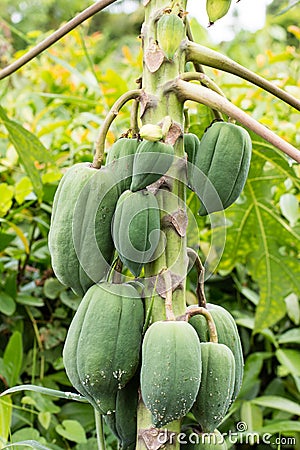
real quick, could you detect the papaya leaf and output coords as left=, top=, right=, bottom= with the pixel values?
left=215, top=141, right=300, bottom=331
left=0, top=396, right=12, bottom=446
left=0, top=106, right=53, bottom=201
left=3, top=331, right=23, bottom=387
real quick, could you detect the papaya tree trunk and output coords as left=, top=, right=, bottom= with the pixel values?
left=136, top=0, right=188, bottom=448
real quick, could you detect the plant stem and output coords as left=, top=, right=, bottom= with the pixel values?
left=0, top=0, right=118, bottom=80
left=186, top=306, right=218, bottom=343
left=186, top=41, right=300, bottom=112
left=95, top=410, right=106, bottom=450
left=92, top=89, right=142, bottom=168
left=167, top=78, right=300, bottom=163
left=187, top=248, right=206, bottom=308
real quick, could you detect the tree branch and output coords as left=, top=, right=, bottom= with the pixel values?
left=186, top=41, right=300, bottom=112
left=92, top=89, right=142, bottom=168
left=0, top=0, right=118, bottom=80
left=166, top=78, right=300, bottom=163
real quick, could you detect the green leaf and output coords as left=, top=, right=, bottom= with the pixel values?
left=16, top=293, right=44, bottom=307
left=251, top=395, right=300, bottom=416
left=276, top=349, right=300, bottom=376
left=43, top=278, right=65, bottom=300
left=278, top=328, right=300, bottom=345
left=215, top=142, right=300, bottom=331
left=55, top=420, right=87, bottom=444
left=15, top=177, right=33, bottom=204
left=0, top=106, right=53, bottom=201
left=3, top=331, right=23, bottom=387
left=238, top=352, right=272, bottom=398
left=0, top=184, right=14, bottom=217
left=257, top=421, right=300, bottom=433
left=284, top=293, right=300, bottom=325
left=38, top=412, right=51, bottom=430
left=0, top=396, right=12, bottom=445
left=0, top=232, right=15, bottom=251
left=0, top=291, right=16, bottom=316
left=280, top=193, right=299, bottom=227
left=240, top=401, right=263, bottom=432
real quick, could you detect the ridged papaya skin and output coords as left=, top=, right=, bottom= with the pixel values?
left=157, top=13, right=185, bottom=60
left=130, top=140, right=174, bottom=192
left=190, top=122, right=252, bottom=215
left=181, top=429, right=227, bottom=449
left=48, top=163, right=119, bottom=297
left=188, top=303, right=244, bottom=402
left=112, top=190, right=160, bottom=277
left=141, top=321, right=202, bottom=428
left=191, top=342, right=235, bottom=432
left=106, top=138, right=139, bottom=192
left=104, top=373, right=139, bottom=450
left=62, top=282, right=144, bottom=414
left=184, top=133, right=200, bottom=184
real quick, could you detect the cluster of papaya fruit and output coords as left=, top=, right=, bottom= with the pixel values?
left=48, top=119, right=250, bottom=448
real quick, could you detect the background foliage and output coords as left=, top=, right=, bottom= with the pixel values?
left=0, top=1, right=299, bottom=449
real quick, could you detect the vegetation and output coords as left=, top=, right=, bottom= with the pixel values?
left=0, top=1, right=299, bottom=449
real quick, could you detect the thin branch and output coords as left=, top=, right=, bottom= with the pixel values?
left=92, top=89, right=142, bottom=168
left=180, top=72, right=226, bottom=98
left=0, top=0, right=118, bottom=80
left=166, top=78, right=300, bottom=163
left=186, top=41, right=300, bottom=112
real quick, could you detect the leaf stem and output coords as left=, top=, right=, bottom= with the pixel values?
left=0, top=0, right=118, bottom=80
left=167, top=78, right=300, bottom=163
left=186, top=41, right=300, bottom=112
left=92, top=89, right=142, bottom=168
left=95, top=410, right=106, bottom=450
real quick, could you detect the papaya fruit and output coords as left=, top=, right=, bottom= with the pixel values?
left=106, top=138, right=139, bottom=192
left=189, top=303, right=244, bottom=402
left=191, top=342, right=235, bottom=432
left=141, top=320, right=202, bottom=428
left=104, top=373, right=139, bottom=450
left=181, top=429, right=227, bottom=449
left=112, top=189, right=161, bottom=277
left=206, top=0, right=232, bottom=25
left=184, top=133, right=200, bottom=184
left=157, top=13, right=185, bottom=60
left=130, top=140, right=174, bottom=191
left=48, top=163, right=119, bottom=297
left=62, top=282, right=144, bottom=414
left=190, top=121, right=252, bottom=215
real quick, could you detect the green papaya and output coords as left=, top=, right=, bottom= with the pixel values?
left=63, top=282, right=144, bottom=414
left=106, top=138, right=139, bottom=192
left=112, top=189, right=161, bottom=277
left=130, top=140, right=174, bottom=191
left=184, top=133, right=200, bottom=184
left=141, top=320, right=202, bottom=428
left=190, top=121, right=252, bottom=215
left=206, top=0, right=232, bottom=25
left=104, top=373, right=139, bottom=450
left=191, top=342, right=235, bottom=432
left=157, top=13, right=185, bottom=60
left=48, top=163, right=119, bottom=297
left=189, top=303, right=244, bottom=402
left=181, top=429, right=227, bottom=449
